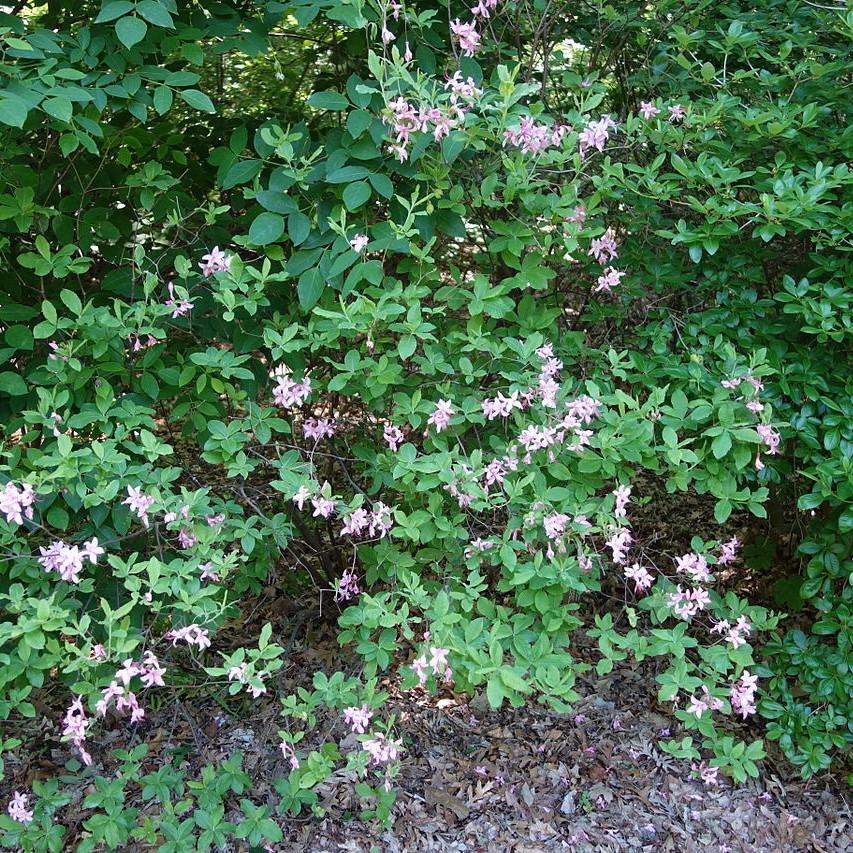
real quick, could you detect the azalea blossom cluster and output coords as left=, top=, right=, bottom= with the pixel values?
left=123, top=486, right=155, bottom=526
left=227, top=662, right=267, bottom=698
left=383, top=423, right=405, bottom=450
left=273, top=374, right=312, bottom=408
left=199, top=246, right=231, bottom=277
left=431, top=345, right=603, bottom=514
left=638, top=101, right=687, bottom=122
left=362, top=731, right=403, bottom=766
left=340, top=502, right=394, bottom=539
left=335, top=567, right=360, bottom=602
left=411, top=645, right=452, bottom=686
left=711, top=613, right=753, bottom=650
left=0, top=480, right=35, bottom=526
left=503, top=116, right=571, bottom=155
left=89, top=650, right=167, bottom=749
left=578, top=114, right=617, bottom=157
left=128, top=333, right=158, bottom=352
left=7, top=791, right=32, bottom=824
left=62, top=695, right=92, bottom=765
left=586, top=221, right=624, bottom=296
left=343, top=704, right=373, bottom=734
left=303, top=417, right=336, bottom=441
left=166, top=624, right=212, bottom=650
left=730, top=670, right=758, bottom=718
left=164, top=282, right=193, bottom=319
left=686, top=685, right=725, bottom=718
left=38, top=537, right=104, bottom=584
left=624, top=561, right=655, bottom=592
left=382, top=69, right=483, bottom=162
left=385, top=95, right=464, bottom=162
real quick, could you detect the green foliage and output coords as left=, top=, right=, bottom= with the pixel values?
left=0, top=0, right=851, bottom=845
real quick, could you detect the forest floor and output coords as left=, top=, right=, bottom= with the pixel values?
left=4, top=481, right=850, bottom=851
left=7, top=621, right=850, bottom=852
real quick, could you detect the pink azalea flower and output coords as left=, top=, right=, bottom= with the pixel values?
left=199, top=246, right=231, bottom=276
left=639, top=101, right=660, bottom=120
left=383, top=424, right=404, bottom=451
left=450, top=19, right=480, bottom=56
left=7, top=791, right=33, bottom=824
left=291, top=485, right=312, bottom=511
left=343, top=704, right=373, bottom=734
left=123, top=486, right=155, bottom=527
left=427, top=399, right=454, bottom=433
left=350, top=233, right=369, bottom=252
left=613, top=483, right=632, bottom=518
left=0, top=481, right=36, bottom=526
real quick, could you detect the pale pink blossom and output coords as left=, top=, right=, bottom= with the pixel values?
left=757, top=423, right=781, bottom=455
left=717, top=536, right=740, bottom=566
left=363, top=732, right=402, bottom=765
left=303, top=417, right=336, bottom=441
left=624, top=562, right=654, bottom=592
left=427, top=399, right=454, bottom=433
left=675, top=552, right=713, bottom=584
left=123, top=486, right=155, bottom=527
left=273, top=375, right=312, bottom=408
left=343, top=705, right=373, bottom=734
left=164, top=282, right=194, bottom=318
left=730, top=670, right=758, bottom=718
left=62, top=696, right=92, bottom=766
left=350, top=234, right=369, bottom=252
left=292, top=485, right=312, bottom=511
left=311, top=495, right=336, bottom=518
left=450, top=19, right=480, bottom=56
left=7, top=791, right=33, bottom=824
left=639, top=101, right=660, bottom=120
left=588, top=228, right=619, bottom=264
left=383, top=424, right=404, bottom=451
left=199, top=246, right=231, bottom=276
left=1, top=481, right=36, bottom=526
left=166, top=624, right=211, bottom=651
left=593, top=266, right=625, bottom=293
left=668, top=104, right=686, bottom=122
left=335, top=568, right=360, bottom=602
left=613, top=484, right=632, bottom=518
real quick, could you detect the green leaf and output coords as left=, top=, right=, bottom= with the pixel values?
left=486, top=677, right=504, bottom=709
left=153, top=85, right=173, bottom=115
left=714, top=499, right=732, bottom=524
left=287, top=211, right=310, bottom=245
left=297, top=268, right=324, bottom=311
left=0, top=372, right=28, bottom=396
left=326, top=165, right=371, bottom=183
left=248, top=213, right=284, bottom=246
left=5, top=326, right=34, bottom=350
left=136, top=0, right=175, bottom=28
left=0, top=95, right=29, bottom=128
left=369, top=172, right=394, bottom=198
left=179, top=89, right=216, bottom=114
left=222, top=159, right=262, bottom=189
left=115, top=15, right=148, bottom=48
left=711, top=431, right=732, bottom=459
left=342, top=180, right=371, bottom=210
left=397, top=335, right=416, bottom=360
left=307, top=91, right=349, bottom=111
left=346, top=109, right=372, bottom=138
left=42, top=97, right=73, bottom=122
left=95, top=1, right=134, bottom=23
left=499, top=669, right=531, bottom=694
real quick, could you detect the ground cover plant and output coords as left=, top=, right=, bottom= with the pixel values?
left=0, top=0, right=850, bottom=849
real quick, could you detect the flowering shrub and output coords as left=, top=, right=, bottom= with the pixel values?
left=0, top=0, right=851, bottom=846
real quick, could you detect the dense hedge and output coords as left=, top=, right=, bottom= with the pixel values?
left=0, top=0, right=850, bottom=846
